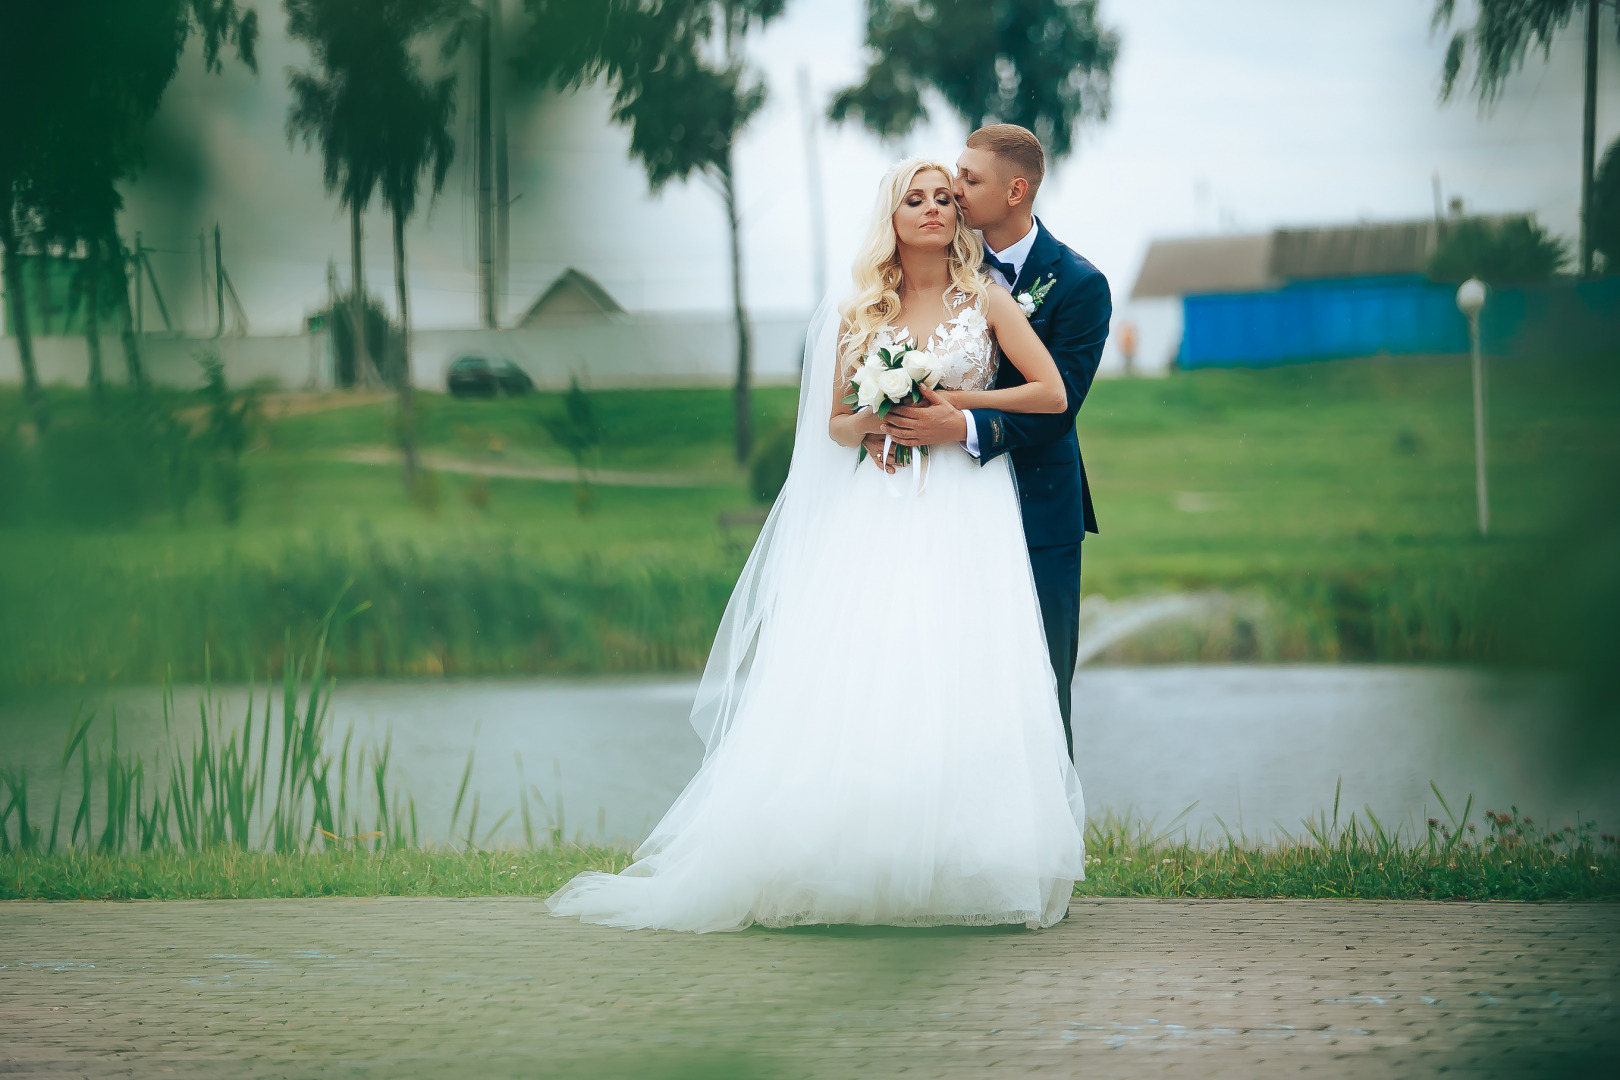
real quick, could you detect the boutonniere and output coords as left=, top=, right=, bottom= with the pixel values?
left=1016, top=274, right=1056, bottom=317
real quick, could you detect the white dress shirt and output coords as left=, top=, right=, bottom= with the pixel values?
left=963, top=219, right=1039, bottom=457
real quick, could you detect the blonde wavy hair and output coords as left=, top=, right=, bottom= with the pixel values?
left=838, top=157, right=989, bottom=372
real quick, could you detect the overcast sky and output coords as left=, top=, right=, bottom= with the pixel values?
left=121, top=0, right=1618, bottom=333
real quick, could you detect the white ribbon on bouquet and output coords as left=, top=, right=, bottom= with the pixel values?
left=879, top=432, right=929, bottom=498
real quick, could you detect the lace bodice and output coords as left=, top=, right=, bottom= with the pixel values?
left=873, top=289, right=997, bottom=391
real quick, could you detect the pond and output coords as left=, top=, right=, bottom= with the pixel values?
left=1, top=666, right=1610, bottom=847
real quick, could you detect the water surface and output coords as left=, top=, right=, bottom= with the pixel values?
left=2, top=666, right=1609, bottom=845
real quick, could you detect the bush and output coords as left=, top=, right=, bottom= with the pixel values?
left=1427, top=216, right=1568, bottom=285
left=749, top=424, right=795, bottom=504
left=1593, top=135, right=1620, bottom=273
left=199, top=352, right=254, bottom=524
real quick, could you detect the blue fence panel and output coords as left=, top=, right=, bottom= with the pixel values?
left=1182, top=277, right=1620, bottom=368
left=1182, top=280, right=1473, bottom=368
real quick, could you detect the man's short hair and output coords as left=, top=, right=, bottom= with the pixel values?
left=966, top=124, right=1046, bottom=201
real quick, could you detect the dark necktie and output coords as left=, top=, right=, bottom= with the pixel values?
left=983, top=250, right=1017, bottom=284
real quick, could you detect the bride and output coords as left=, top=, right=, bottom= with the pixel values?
left=547, top=158, right=1086, bottom=932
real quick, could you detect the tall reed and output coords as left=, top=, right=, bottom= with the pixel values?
left=0, top=599, right=424, bottom=856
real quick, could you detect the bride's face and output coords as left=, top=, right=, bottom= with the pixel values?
left=891, top=169, right=957, bottom=252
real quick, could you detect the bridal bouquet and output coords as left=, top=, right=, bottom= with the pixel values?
left=843, top=345, right=943, bottom=466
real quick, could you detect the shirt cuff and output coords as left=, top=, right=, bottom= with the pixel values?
left=961, top=409, right=980, bottom=458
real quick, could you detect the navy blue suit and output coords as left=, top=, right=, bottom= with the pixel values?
left=971, top=219, right=1111, bottom=756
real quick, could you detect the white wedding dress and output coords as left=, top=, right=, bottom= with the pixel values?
left=547, top=290, right=1086, bottom=932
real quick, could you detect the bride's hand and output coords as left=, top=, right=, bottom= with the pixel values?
left=861, top=432, right=897, bottom=473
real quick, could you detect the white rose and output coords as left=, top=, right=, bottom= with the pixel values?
left=900, top=349, right=937, bottom=388
left=876, top=366, right=913, bottom=402
left=856, top=377, right=883, bottom=410
left=851, top=357, right=881, bottom=389
left=848, top=358, right=884, bottom=410
left=1017, top=293, right=1036, bottom=316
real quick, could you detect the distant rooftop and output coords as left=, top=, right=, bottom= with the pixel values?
left=1130, top=234, right=1274, bottom=299
left=517, top=268, right=625, bottom=327
left=1131, top=216, right=1529, bottom=299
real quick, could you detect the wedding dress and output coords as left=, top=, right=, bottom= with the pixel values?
left=547, top=289, right=1086, bottom=932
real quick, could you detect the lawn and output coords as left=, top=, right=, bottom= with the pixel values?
left=0, top=349, right=1613, bottom=685
left=5, top=811, right=1616, bottom=903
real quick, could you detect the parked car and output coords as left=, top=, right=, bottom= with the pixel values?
left=446, top=355, right=534, bottom=397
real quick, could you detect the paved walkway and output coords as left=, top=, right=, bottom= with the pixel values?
left=2, top=898, right=1616, bottom=1078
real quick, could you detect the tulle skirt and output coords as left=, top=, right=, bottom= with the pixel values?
left=547, top=442, right=1085, bottom=932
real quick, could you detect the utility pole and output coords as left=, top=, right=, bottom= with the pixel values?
left=493, top=0, right=510, bottom=309
left=797, top=66, right=828, bottom=306
left=1456, top=278, right=1490, bottom=537
left=475, top=0, right=497, bottom=328
left=135, top=231, right=145, bottom=335
left=1580, top=0, right=1599, bottom=278
left=214, top=224, right=225, bottom=339
left=198, top=230, right=211, bottom=334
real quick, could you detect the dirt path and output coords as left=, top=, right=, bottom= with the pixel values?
left=335, top=446, right=719, bottom=488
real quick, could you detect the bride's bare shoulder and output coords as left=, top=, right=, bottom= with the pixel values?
left=982, top=283, right=1024, bottom=324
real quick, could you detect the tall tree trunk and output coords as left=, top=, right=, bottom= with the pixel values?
left=392, top=209, right=419, bottom=488
left=0, top=205, right=48, bottom=432
left=476, top=2, right=496, bottom=329
left=349, top=200, right=372, bottom=386
left=34, top=240, right=51, bottom=335
left=492, top=0, right=510, bottom=304
left=721, top=157, right=752, bottom=464
left=1580, top=0, right=1599, bottom=278
left=84, top=241, right=104, bottom=401
left=107, top=229, right=145, bottom=387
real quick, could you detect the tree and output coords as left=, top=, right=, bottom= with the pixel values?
left=377, top=4, right=458, bottom=488
left=1, top=1, right=258, bottom=430
left=520, top=0, right=784, bottom=464
left=830, top=0, right=1119, bottom=161
left=1592, top=135, right=1620, bottom=272
left=1433, top=0, right=1619, bottom=278
left=286, top=0, right=393, bottom=390
left=1427, top=216, right=1569, bottom=285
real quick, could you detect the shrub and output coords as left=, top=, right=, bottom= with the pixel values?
left=1427, top=216, right=1568, bottom=285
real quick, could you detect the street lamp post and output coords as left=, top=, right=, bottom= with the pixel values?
left=1456, top=278, right=1489, bottom=536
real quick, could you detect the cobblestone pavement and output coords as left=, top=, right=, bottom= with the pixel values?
left=2, top=898, right=1616, bottom=1078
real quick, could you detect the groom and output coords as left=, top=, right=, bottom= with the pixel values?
left=879, top=124, right=1111, bottom=760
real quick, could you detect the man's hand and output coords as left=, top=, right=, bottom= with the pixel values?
left=883, top=386, right=967, bottom=447
left=861, top=432, right=898, bottom=473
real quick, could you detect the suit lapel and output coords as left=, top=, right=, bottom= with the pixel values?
left=1012, top=218, right=1062, bottom=296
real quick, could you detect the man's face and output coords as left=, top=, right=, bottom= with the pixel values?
left=953, top=147, right=1010, bottom=232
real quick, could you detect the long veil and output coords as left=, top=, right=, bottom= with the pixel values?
left=687, top=296, right=847, bottom=757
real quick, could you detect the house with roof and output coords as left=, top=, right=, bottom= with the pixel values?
left=1130, top=218, right=1496, bottom=368
left=516, top=268, right=626, bottom=327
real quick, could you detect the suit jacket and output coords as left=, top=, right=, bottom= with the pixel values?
left=973, top=218, right=1111, bottom=547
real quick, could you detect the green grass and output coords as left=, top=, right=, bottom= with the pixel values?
left=0, top=846, right=634, bottom=900
left=4, top=810, right=1615, bottom=902
left=1, top=350, right=1615, bottom=686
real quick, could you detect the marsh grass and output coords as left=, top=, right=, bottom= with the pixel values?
left=1074, top=783, right=1620, bottom=901
left=0, top=599, right=443, bottom=859
left=0, top=539, right=740, bottom=687
left=4, top=785, right=1616, bottom=902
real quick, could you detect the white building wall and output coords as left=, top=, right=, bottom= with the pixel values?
left=0, top=312, right=812, bottom=393
left=1100, top=299, right=1183, bottom=378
